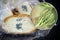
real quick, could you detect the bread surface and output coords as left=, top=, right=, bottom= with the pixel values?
left=2, top=14, right=36, bottom=34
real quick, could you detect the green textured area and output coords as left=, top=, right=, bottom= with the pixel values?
left=31, top=2, right=58, bottom=30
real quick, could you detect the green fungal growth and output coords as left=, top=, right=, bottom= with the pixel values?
left=31, top=2, right=58, bottom=30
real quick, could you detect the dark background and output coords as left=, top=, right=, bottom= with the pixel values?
left=33, top=0, right=60, bottom=40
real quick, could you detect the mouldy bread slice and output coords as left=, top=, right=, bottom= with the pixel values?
left=16, top=1, right=32, bottom=15
left=2, top=14, right=36, bottom=34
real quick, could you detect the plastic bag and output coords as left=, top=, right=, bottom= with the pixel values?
left=0, top=0, right=58, bottom=40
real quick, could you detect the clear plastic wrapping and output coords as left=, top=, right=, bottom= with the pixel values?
left=0, top=0, right=58, bottom=40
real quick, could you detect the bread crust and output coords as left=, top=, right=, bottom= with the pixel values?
left=4, top=14, right=30, bottom=23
